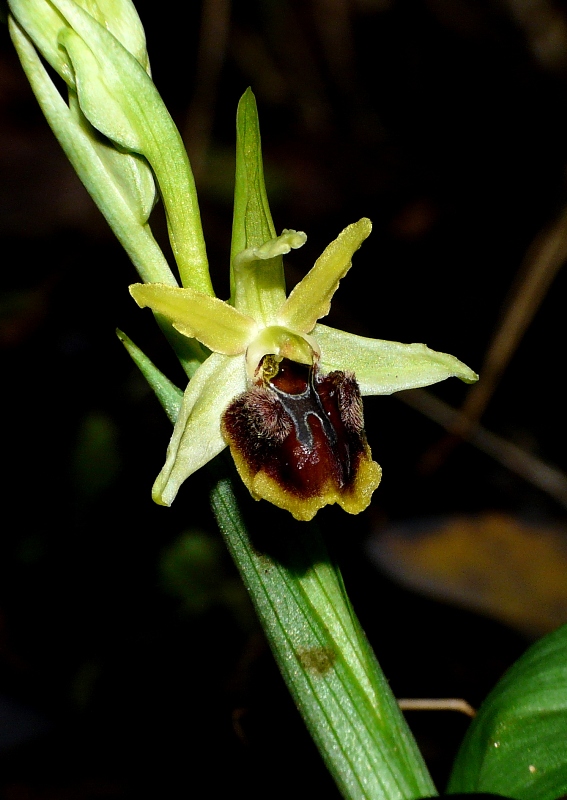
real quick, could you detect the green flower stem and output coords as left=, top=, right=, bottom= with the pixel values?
left=210, top=477, right=438, bottom=800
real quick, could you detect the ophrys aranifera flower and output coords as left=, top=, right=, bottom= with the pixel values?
left=130, top=91, right=477, bottom=521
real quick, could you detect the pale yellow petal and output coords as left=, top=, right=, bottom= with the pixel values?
left=153, top=352, right=247, bottom=506
left=278, top=218, right=372, bottom=333
left=130, top=283, right=257, bottom=355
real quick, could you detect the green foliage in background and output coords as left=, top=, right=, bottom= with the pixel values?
left=449, top=623, right=567, bottom=800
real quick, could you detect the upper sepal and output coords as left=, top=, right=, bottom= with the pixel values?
left=230, top=89, right=288, bottom=322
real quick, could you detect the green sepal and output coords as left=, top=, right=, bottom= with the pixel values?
left=314, top=323, right=478, bottom=395
left=230, top=88, right=286, bottom=322
left=448, top=623, right=567, bottom=800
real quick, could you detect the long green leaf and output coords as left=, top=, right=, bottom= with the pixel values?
left=448, top=623, right=567, bottom=800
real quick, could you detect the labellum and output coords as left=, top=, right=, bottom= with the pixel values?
left=222, top=356, right=382, bottom=521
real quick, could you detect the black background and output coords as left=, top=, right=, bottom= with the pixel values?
left=0, top=1, right=565, bottom=797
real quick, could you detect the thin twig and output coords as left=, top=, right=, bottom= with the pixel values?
left=462, top=203, right=567, bottom=428
left=421, top=204, right=567, bottom=472
left=401, top=388, right=567, bottom=511
left=398, top=698, right=476, bottom=718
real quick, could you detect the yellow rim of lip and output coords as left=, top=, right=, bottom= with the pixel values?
left=226, top=428, right=382, bottom=522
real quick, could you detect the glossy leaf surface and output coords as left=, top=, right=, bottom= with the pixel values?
left=448, top=624, right=567, bottom=800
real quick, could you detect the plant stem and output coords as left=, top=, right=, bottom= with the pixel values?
left=210, top=470, right=437, bottom=800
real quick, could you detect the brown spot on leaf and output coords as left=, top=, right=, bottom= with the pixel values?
left=297, top=646, right=336, bottom=676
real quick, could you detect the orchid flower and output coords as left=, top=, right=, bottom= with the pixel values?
left=6, top=0, right=476, bottom=520
left=130, top=91, right=477, bottom=522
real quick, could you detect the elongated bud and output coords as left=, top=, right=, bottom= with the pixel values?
left=8, top=0, right=150, bottom=87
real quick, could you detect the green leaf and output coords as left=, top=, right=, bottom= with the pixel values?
left=314, top=323, right=478, bottom=395
left=210, top=476, right=437, bottom=800
left=448, top=623, right=567, bottom=800
left=230, top=88, right=287, bottom=322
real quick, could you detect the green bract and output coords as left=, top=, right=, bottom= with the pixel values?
left=8, top=0, right=210, bottom=291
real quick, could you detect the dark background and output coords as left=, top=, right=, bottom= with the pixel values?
left=1, top=0, right=566, bottom=797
